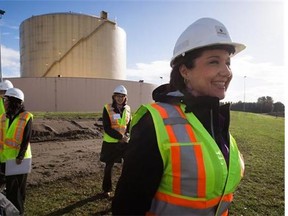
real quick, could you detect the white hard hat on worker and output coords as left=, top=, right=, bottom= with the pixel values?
left=0, top=80, right=13, bottom=91
left=113, top=85, right=128, bottom=96
left=170, top=17, right=246, bottom=67
left=4, top=88, right=24, bottom=102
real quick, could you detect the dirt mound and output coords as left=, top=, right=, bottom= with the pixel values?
left=28, top=118, right=105, bottom=186
left=31, top=118, right=104, bottom=142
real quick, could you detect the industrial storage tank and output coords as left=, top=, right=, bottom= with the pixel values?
left=19, top=11, right=126, bottom=79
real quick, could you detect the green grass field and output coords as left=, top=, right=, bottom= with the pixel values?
left=229, top=112, right=284, bottom=216
left=25, top=111, right=284, bottom=215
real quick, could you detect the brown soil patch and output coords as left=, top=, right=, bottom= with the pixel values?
left=28, top=118, right=104, bottom=186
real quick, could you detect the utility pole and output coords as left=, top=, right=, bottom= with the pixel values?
left=0, top=9, right=5, bottom=82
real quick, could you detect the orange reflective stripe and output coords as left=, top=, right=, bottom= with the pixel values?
left=14, top=113, right=21, bottom=139
left=155, top=191, right=222, bottom=209
left=175, top=105, right=197, bottom=142
left=151, top=103, right=169, bottom=118
left=171, top=145, right=181, bottom=194
left=222, top=193, right=233, bottom=202
left=174, top=105, right=197, bottom=142
left=5, top=139, right=19, bottom=149
left=177, top=105, right=206, bottom=197
left=152, top=103, right=182, bottom=194
left=13, top=112, right=29, bottom=143
left=166, top=125, right=177, bottom=143
left=175, top=105, right=205, bottom=196
left=105, top=104, right=129, bottom=136
left=14, top=121, right=23, bottom=142
left=0, top=115, right=6, bottom=151
left=106, top=104, right=117, bottom=128
left=194, top=145, right=206, bottom=197
left=152, top=103, right=205, bottom=196
left=174, top=105, right=185, bottom=118
left=184, top=124, right=197, bottom=142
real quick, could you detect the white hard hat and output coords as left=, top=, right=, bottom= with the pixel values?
left=171, top=17, right=246, bottom=66
left=113, top=85, right=127, bottom=95
left=5, top=88, right=24, bottom=102
left=0, top=80, right=13, bottom=91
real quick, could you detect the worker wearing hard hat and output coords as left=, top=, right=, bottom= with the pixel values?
left=0, top=88, right=33, bottom=215
left=113, top=18, right=245, bottom=215
left=100, top=85, right=131, bottom=198
left=0, top=80, right=13, bottom=114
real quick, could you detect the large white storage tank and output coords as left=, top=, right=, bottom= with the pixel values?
left=19, top=11, right=126, bottom=79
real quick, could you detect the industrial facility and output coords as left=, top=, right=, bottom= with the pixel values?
left=7, top=11, right=157, bottom=112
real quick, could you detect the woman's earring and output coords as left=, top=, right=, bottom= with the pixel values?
left=184, top=78, right=189, bottom=85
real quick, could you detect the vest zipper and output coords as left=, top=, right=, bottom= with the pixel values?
left=210, top=109, right=215, bottom=139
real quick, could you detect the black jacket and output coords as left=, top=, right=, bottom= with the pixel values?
left=112, top=84, right=231, bottom=215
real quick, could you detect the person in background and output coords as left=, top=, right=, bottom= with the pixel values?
left=112, top=17, right=245, bottom=215
left=100, top=85, right=131, bottom=198
left=0, top=88, right=33, bottom=215
left=0, top=80, right=14, bottom=192
left=0, top=80, right=13, bottom=114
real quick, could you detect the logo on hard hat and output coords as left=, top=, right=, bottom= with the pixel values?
left=215, top=25, right=228, bottom=38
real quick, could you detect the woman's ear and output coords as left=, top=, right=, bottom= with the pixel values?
left=179, top=64, right=188, bottom=79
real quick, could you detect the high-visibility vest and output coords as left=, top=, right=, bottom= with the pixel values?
left=103, top=104, right=131, bottom=143
left=0, top=111, right=33, bottom=163
left=132, top=102, right=244, bottom=216
left=0, top=99, right=5, bottom=115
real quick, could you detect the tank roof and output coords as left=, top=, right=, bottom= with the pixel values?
left=23, top=11, right=114, bottom=23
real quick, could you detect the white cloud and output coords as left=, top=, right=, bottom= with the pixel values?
left=226, top=55, right=285, bottom=104
left=1, top=45, right=20, bottom=77
left=127, top=60, right=171, bottom=85
left=232, top=55, right=285, bottom=84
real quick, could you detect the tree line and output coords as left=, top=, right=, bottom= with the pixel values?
left=226, top=96, right=285, bottom=117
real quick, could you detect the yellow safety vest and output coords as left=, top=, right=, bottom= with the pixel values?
left=0, top=111, right=33, bottom=163
left=132, top=102, right=244, bottom=216
left=103, top=104, right=131, bottom=143
left=0, top=99, right=5, bottom=115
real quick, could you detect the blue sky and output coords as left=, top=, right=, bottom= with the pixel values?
left=0, top=0, right=286, bottom=104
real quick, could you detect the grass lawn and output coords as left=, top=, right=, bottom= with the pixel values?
left=229, top=112, right=284, bottom=215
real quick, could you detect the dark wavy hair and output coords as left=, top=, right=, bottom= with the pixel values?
left=4, top=96, right=25, bottom=116
left=169, top=45, right=235, bottom=92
